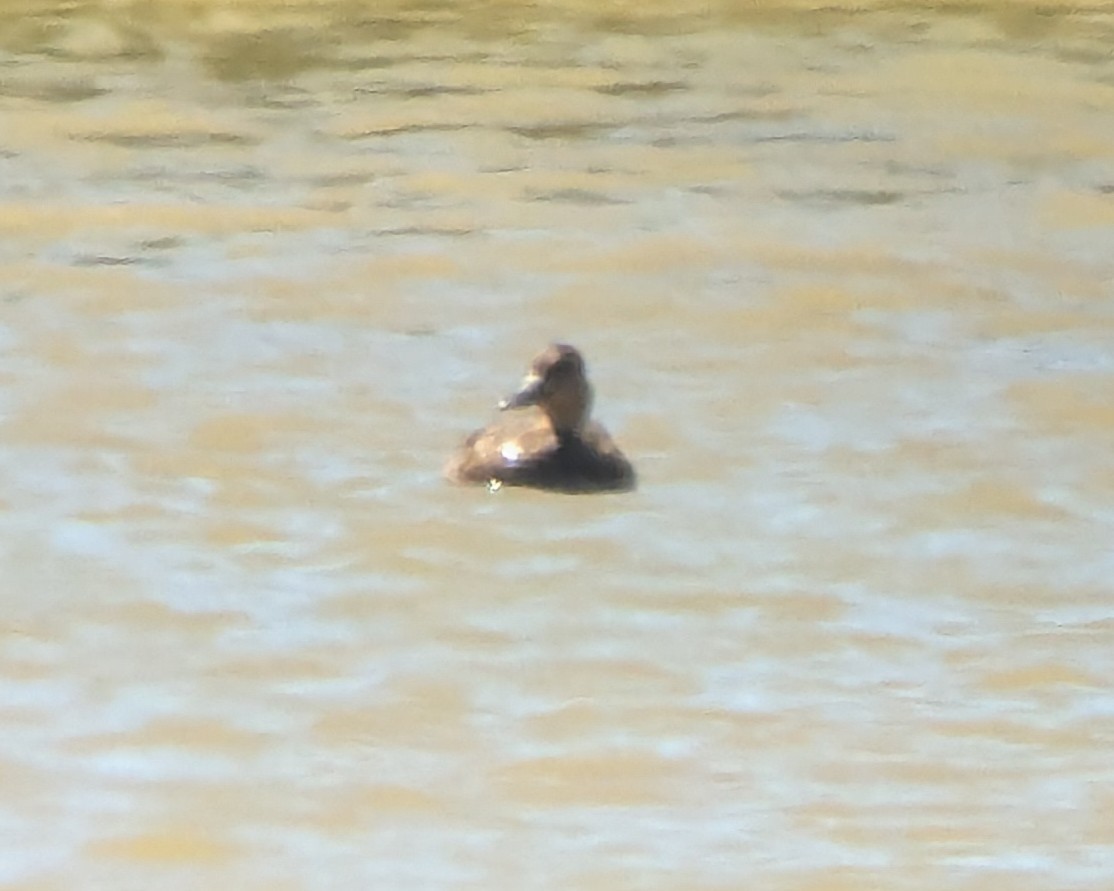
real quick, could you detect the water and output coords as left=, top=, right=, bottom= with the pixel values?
left=1, top=2, right=1113, bottom=888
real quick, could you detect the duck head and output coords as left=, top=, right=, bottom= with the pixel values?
left=499, top=343, right=593, bottom=436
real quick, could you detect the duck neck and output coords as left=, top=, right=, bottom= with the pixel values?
left=546, top=382, right=591, bottom=440
left=553, top=426, right=579, bottom=449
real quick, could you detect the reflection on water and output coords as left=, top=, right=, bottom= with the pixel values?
left=1, top=1, right=1113, bottom=888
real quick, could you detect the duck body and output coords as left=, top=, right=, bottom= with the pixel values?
left=446, top=413, right=635, bottom=493
left=445, top=344, right=636, bottom=493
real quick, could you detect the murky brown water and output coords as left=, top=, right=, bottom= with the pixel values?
left=2, top=1, right=1113, bottom=888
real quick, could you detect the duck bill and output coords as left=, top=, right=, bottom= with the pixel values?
left=499, top=374, right=543, bottom=411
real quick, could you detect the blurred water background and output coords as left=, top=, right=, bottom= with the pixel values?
left=1, top=2, right=1113, bottom=889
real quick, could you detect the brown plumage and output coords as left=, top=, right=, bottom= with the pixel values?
left=445, top=344, right=636, bottom=493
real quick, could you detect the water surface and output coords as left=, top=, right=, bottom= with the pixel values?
left=1, top=2, right=1113, bottom=889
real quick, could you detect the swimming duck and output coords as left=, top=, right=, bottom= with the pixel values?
left=445, top=344, right=636, bottom=493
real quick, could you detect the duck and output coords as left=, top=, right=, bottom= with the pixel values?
left=445, top=343, right=636, bottom=493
